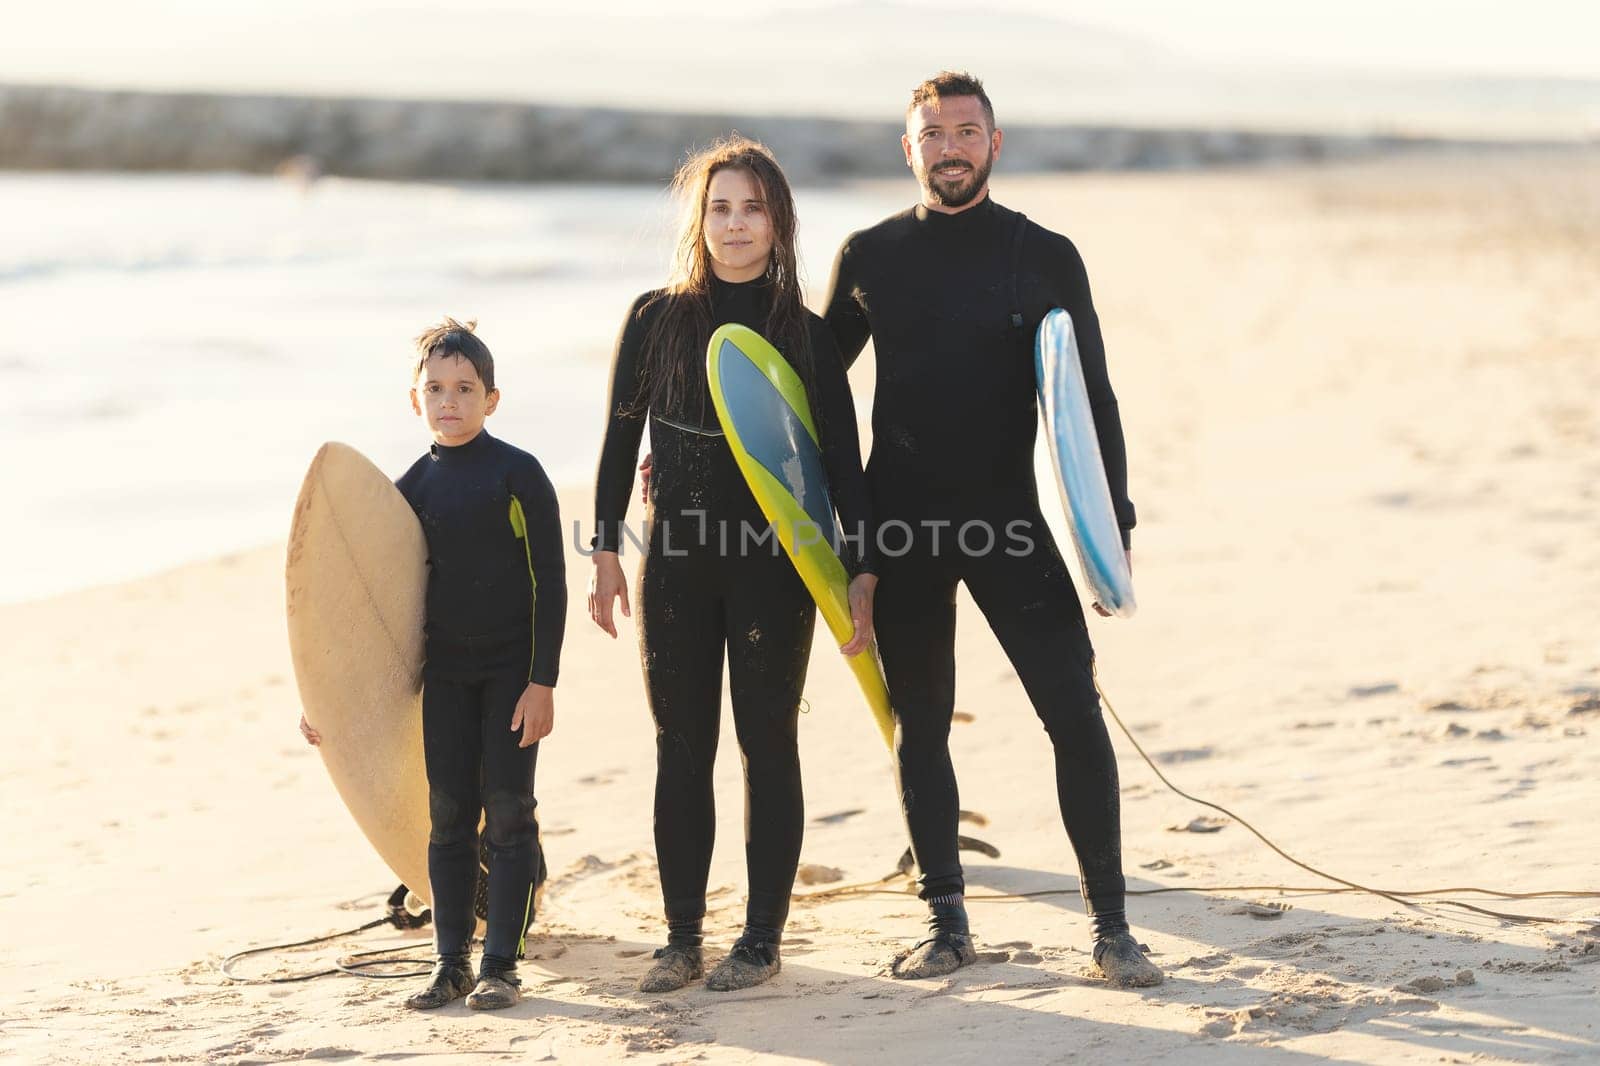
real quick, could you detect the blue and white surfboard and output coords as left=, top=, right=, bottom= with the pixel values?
left=1035, top=308, right=1137, bottom=618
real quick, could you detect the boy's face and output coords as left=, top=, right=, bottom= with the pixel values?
left=410, top=353, right=499, bottom=447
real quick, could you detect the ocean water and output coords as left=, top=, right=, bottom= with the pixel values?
left=0, top=172, right=906, bottom=604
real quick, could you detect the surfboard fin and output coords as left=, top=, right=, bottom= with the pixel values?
left=894, top=835, right=1001, bottom=877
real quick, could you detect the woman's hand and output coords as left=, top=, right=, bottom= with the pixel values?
left=588, top=550, right=631, bottom=638
left=510, top=683, right=554, bottom=748
left=840, top=572, right=878, bottom=656
left=298, top=714, right=322, bottom=746
left=638, top=454, right=653, bottom=504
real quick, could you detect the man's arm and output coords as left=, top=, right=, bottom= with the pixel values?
left=1055, top=237, right=1136, bottom=548
left=808, top=318, right=877, bottom=578
left=822, top=237, right=872, bottom=371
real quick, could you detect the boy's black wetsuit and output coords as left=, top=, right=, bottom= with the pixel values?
left=397, top=430, right=566, bottom=971
left=594, top=275, right=874, bottom=948
left=823, top=197, right=1135, bottom=933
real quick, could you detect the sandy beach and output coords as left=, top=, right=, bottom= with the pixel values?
left=3, top=152, right=1598, bottom=1064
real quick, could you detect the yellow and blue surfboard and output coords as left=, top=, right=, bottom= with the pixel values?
left=706, top=323, right=895, bottom=749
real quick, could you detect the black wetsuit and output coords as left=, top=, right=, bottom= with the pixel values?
left=824, top=196, right=1135, bottom=929
left=397, top=429, right=567, bottom=969
left=594, top=275, right=874, bottom=947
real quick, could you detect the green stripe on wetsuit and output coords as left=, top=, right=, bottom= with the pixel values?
left=509, top=494, right=537, bottom=685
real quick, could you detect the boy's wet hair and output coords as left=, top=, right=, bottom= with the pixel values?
left=908, top=70, right=995, bottom=129
left=413, top=317, right=495, bottom=391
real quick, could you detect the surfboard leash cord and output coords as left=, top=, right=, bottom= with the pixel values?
left=220, top=885, right=436, bottom=984
left=796, top=670, right=1600, bottom=927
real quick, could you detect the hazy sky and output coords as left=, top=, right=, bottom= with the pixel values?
left=7, top=0, right=1598, bottom=84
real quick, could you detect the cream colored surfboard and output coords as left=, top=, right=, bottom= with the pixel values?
left=286, top=442, right=434, bottom=903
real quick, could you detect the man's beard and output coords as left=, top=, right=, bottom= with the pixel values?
left=917, top=151, right=994, bottom=208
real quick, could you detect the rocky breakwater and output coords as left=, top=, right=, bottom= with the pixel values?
left=1, top=84, right=1479, bottom=182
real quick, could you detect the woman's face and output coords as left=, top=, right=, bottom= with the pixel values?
left=703, top=167, right=773, bottom=283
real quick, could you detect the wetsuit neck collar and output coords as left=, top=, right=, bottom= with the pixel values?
left=429, top=428, right=493, bottom=463
left=913, top=193, right=998, bottom=227
left=708, top=271, right=772, bottom=296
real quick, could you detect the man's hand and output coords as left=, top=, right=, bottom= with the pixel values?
left=588, top=550, right=631, bottom=638
left=510, top=683, right=554, bottom=748
left=841, top=572, right=878, bottom=656
left=1091, top=549, right=1133, bottom=617
left=638, top=454, right=653, bottom=504
left=298, top=714, right=322, bottom=746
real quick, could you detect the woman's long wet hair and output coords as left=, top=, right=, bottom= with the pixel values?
left=636, top=135, right=818, bottom=422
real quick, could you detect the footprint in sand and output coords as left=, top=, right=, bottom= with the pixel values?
left=977, top=945, right=1043, bottom=965
left=526, top=943, right=568, bottom=960
left=1153, top=747, right=1214, bottom=765
left=796, top=864, right=844, bottom=885
left=1169, top=816, right=1228, bottom=834
left=1569, top=695, right=1600, bottom=717
left=1438, top=755, right=1494, bottom=768
left=1492, top=777, right=1537, bottom=801
left=561, top=853, right=640, bottom=881
left=952, top=710, right=976, bottom=723
left=1178, top=952, right=1231, bottom=970
left=1397, top=970, right=1475, bottom=994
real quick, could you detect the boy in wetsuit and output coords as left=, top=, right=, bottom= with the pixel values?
left=394, top=318, right=567, bottom=1010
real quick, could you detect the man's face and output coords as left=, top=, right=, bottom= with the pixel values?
left=902, top=95, right=1003, bottom=211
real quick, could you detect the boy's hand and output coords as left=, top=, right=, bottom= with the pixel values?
left=510, top=683, right=554, bottom=748
left=1090, top=550, right=1132, bottom=617
left=298, top=714, right=322, bottom=746
left=840, top=572, right=878, bottom=656
left=588, top=550, right=631, bottom=638
left=638, top=454, right=653, bottom=504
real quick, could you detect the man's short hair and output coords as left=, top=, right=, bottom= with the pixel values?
left=413, top=316, right=495, bottom=390
left=907, top=71, right=995, bottom=128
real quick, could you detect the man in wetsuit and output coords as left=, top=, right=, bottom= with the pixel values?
left=823, top=71, right=1162, bottom=987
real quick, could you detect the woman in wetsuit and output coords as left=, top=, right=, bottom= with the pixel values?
left=588, top=137, right=877, bottom=993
